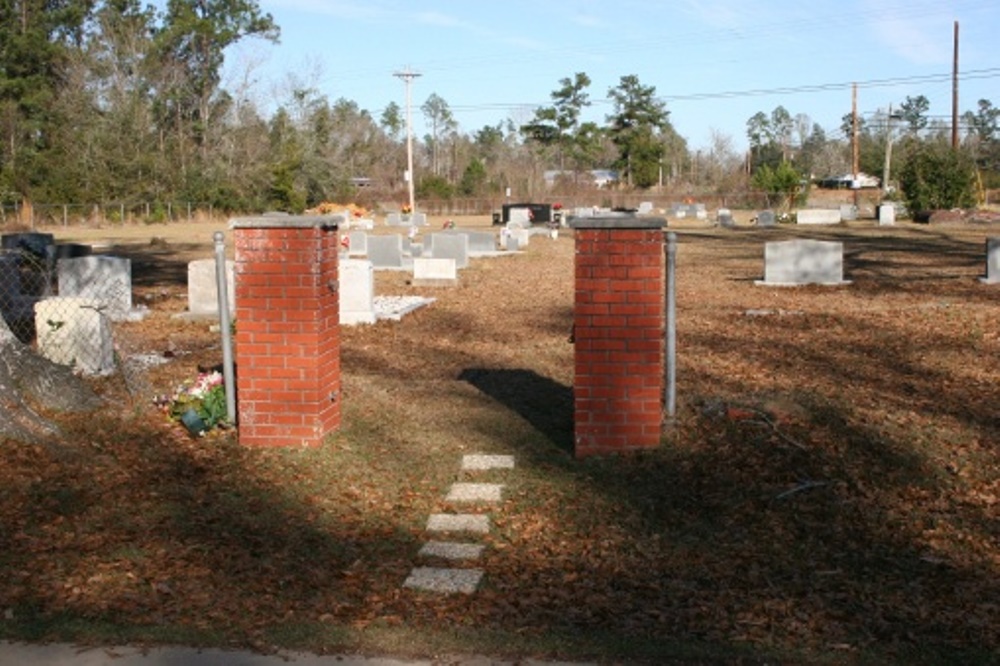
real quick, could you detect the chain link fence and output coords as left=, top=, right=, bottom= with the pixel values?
left=0, top=232, right=152, bottom=402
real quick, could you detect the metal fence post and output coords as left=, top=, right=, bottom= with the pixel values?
left=214, top=231, right=236, bottom=424
left=664, top=231, right=677, bottom=423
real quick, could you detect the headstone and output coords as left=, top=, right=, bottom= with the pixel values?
left=34, top=297, right=115, bottom=375
left=411, top=212, right=428, bottom=227
left=340, top=259, right=376, bottom=324
left=573, top=207, right=595, bottom=219
left=354, top=217, right=374, bottom=230
left=463, top=231, right=497, bottom=255
left=717, top=208, right=735, bottom=228
left=186, top=258, right=234, bottom=317
left=413, top=257, right=458, bottom=286
left=366, top=235, right=405, bottom=269
left=347, top=230, right=368, bottom=257
left=2, top=232, right=54, bottom=257
left=57, top=255, right=133, bottom=317
left=385, top=213, right=402, bottom=226
left=981, top=237, right=1000, bottom=284
left=756, top=210, right=776, bottom=227
left=427, top=233, right=469, bottom=269
left=508, top=228, right=530, bottom=249
left=508, top=208, right=531, bottom=227
left=839, top=204, right=858, bottom=222
left=637, top=201, right=654, bottom=215
left=48, top=243, right=92, bottom=261
left=692, top=203, right=707, bottom=220
left=878, top=204, right=896, bottom=226
left=757, top=239, right=849, bottom=286
left=672, top=205, right=687, bottom=219
left=796, top=208, right=841, bottom=225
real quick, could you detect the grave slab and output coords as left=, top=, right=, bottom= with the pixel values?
left=340, top=259, right=376, bottom=324
left=756, top=210, right=777, bottom=227
left=412, top=257, right=457, bottom=287
left=186, top=258, right=234, bottom=317
left=366, top=235, right=409, bottom=269
left=462, top=454, right=515, bottom=470
left=445, top=483, right=505, bottom=502
left=57, top=255, right=133, bottom=318
left=757, top=239, right=850, bottom=286
left=403, top=567, right=483, bottom=594
left=34, top=297, right=115, bottom=375
left=796, top=208, right=842, bottom=225
left=427, top=513, right=490, bottom=534
left=878, top=204, right=896, bottom=226
left=347, top=230, right=368, bottom=256
left=418, top=541, right=485, bottom=560
left=426, top=233, right=469, bottom=268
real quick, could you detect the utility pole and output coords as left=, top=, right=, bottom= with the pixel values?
left=952, top=20, right=960, bottom=150
left=393, top=68, right=421, bottom=213
left=882, top=104, right=900, bottom=199
left=852, top=83, right=860, bottom=207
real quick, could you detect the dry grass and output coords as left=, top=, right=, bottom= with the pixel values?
left=1, top=213, right=998, bottom=665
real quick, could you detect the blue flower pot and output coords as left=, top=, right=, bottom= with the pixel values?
left=180, top=409, right=207, bottom=437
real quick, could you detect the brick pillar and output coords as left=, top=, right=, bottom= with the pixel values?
left=570, top=216, right=665, bottom=457
left=230, top=215, right=343, bottom=447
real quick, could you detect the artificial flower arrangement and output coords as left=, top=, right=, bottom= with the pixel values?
left=155, top=370, right=229, bottom=437
left=401, top=204, right=413, bottom=215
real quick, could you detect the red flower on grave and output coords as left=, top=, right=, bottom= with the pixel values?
left=340, top=236, right=350, bottom=250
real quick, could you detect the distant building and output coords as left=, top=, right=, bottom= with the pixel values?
left=817, top=172, right=880, bottom=189
left=544, top=169, right=619, bottom=189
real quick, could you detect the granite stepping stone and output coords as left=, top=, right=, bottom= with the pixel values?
left=446, top=482, right=505, bottom=502
left=403, top=567, right=483, bottom=594
left=418, top=540, right=485, bottom=560
left=462, top=454, right=515, bottom=470
left=427, top=513, right=490, bottom=534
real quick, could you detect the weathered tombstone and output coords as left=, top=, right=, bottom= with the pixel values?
left=757, top=240, right=849, bottom=286
left=796, top=208, right=841, bottom=225
left=637, top=201, right=653, bottom=215
left=839, top=204, right=858, bottom=222
left=756, top=210, right=776, bottom=227
left=366, top=235, right=407, bottom=269
left=57, top=255, right=133, bottom=318
left=385, top=212, right=402, bottom=226
left=463, top=231, right=497, bottom=255
left=509, top=228, right=530, bottom=249
left=413, top=257, right=458, bottom=286
left=692, top=203, right=708, bottom=220
left=354, top=217, right=374, bottom=230
left=981, top=237, right=1000, bottom=284
left=339, top=259, right=376, bottom=325
left=878, top=204, right=896, bottom=226
left=717, top=208, right=735, bottom=228
left=508, top=208, right=531, bottom=227
left=573, top=207, right=594, bottom=219
left=411, top=212, right=428, bottom=227
left=347, top=230, right=368, bottom=256
left=186, top=258, right=234, bottom=317
left=34, top=297, right=115, bottom=375
left=427, top=233, right=469, bottom=269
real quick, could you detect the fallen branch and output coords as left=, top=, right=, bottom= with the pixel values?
left=730, top=403, right=810, bottom=451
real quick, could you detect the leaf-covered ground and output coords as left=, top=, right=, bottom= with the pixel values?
left=0, top=215, right=998, bottom=665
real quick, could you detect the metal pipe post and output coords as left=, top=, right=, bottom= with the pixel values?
left=664, top=231, right=677, bottom=423
left=213, top=231, right=237, bottom=423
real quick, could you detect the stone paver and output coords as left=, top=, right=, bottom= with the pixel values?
left=446, top=482, right=504, bottom=502
left=427, top=513, right=490, bottom=534
left=462, top=454, right=515, bottom=470
left=418, top=540, right=485, bottom=560
left=403, top=567, right=484, bottom=594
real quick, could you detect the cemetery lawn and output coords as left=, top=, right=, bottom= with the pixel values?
left=1, top=215, right=998, bottom=665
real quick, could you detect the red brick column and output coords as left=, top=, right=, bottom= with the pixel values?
left=570, top=216, right=665, bottom=457
left=230, top=215, right=343, bottom=447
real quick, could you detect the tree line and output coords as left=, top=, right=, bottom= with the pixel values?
left=2, top=1, right=996, bottom=215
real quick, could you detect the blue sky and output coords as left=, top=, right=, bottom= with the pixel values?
left=224, top=0, right=1000, bottom=151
